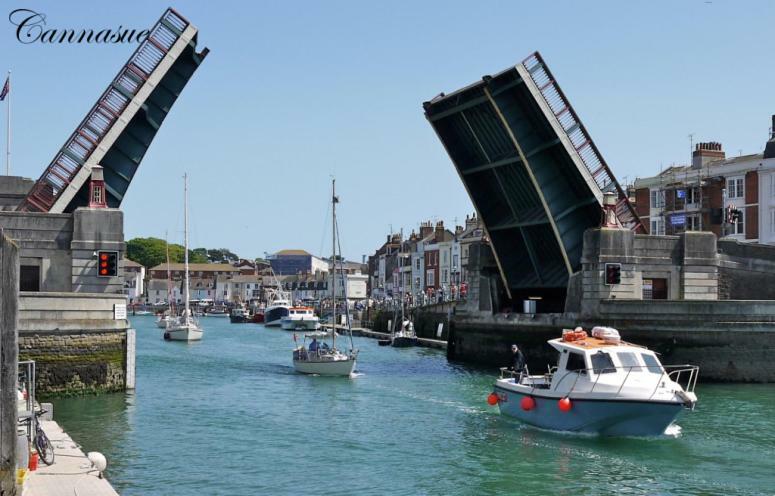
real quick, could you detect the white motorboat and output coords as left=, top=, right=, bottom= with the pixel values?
left=163, top=173, right=203, bottom=342
left=293, top=178, right=357, bottom=376
left=281, top=307, right=321, bottom=331
left=264, top=298, right=290, bottom=326
left=489, top=327, right=699, bottom=436
left=391, top=319, right=417, bottom=348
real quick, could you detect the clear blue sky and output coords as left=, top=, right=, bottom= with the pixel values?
left=2, top=0, right=774, bottom=260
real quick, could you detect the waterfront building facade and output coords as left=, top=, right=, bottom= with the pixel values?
left=634, top=118, right=775, bottom=243
left=268, top=249, right=329, bottom=276
left=123, top=258, right=145, bottom=305
left=148, top=262, right=240, bottom=280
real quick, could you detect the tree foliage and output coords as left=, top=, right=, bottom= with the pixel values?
left=206, top=248, right=239, bottom=263
left=126, top=238, right=223, bottom=267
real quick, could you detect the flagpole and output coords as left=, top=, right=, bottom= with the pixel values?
left=5, top=70, right=10, bottom=176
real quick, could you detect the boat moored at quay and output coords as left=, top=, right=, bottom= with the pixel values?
left=489, top=327, right=698, bottom=436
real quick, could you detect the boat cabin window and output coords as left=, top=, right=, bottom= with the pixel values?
left=591, top=351, right=616, bottom=374
left=566, top=351, right=587, bottom=374
left=617, top=352, right=641, bottom=372
left=641, top=353, right=663, bottom=374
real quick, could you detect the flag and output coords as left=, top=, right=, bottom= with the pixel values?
left=0, top=77, right=8, bottom=101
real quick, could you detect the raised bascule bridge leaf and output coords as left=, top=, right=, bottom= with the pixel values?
left=424, top=52, right=644, bottom=304
left=18, top=8, right=208, bottom=213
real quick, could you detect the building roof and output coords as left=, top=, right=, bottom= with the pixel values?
left=228, top=275, right=263, bottom=283
left=275, top=249, right=311, bottom=256
left=635, top=153, right=769, bottom=189
left=123, top=258, right=143, bottom=268
left=149, top=263, right=241, bottom=273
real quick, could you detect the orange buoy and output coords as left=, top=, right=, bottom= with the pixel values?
left=558, top=397, right=572, bottom=412
left=487, top=393, right=499, bottom=406
left=520, top=396, right=536, bottom=411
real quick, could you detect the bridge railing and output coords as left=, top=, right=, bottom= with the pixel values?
left=18, top=9, right=191, bottom=212
left=520, top=52, right=645, bottom=233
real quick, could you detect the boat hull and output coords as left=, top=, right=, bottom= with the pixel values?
left=293, top=358, right=356, bottom=376
left=229, top=315, right=250, bottom=324
left=155, top=317, right=171, bottom=329
left=265, top=306, right=289, bottom=327
left=391, top=336, right=417, bottom=348
left=281, top=318, right=321, bottom=331
left=164, top=326, right=203, bottom=342
left=493, top=384, right=685, bottom=436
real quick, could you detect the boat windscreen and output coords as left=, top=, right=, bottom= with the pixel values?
left=617, top=352, right=642, bottom=372
left=641, top=353, right=664, bottom=374
left=591, top=351, right=616, bottom=374
left=566, top=352, right=586, bottom=374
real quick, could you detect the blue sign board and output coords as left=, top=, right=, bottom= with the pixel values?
left=677, top=189, right=686, bottom=199
left=671, top=214, right=686, bottom=226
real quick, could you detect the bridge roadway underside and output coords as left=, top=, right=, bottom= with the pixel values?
left=425, top=67, right=603, bottom=306
left=64, top=40, right=206, bottom=212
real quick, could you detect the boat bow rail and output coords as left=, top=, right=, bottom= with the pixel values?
left=503, top=364, right=699, bottom=403
left=18, top=8, right=207, bottom=213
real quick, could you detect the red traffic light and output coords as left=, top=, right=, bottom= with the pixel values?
left=97, top=251, right=118, bottom=277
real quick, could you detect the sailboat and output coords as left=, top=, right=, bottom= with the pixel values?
left=164, top=173, right=204, bottom=342
left=156, top=232, right=176, bottom=329
left=292, top=179, right=357, bottom=376
left=391, top=241, right=417, bottom=348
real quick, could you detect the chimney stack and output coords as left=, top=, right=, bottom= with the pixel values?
left=419, top=221, right=433, bottom=239
left=764, top=115, right=775, bottom=159
left=692, top=142, right=725, bottom=169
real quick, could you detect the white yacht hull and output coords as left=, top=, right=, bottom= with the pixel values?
left=281, top=317, right=321, bottom=331
left=164, top=323, right=203, bottom=341
left=293, top=356, right=356, bottom=376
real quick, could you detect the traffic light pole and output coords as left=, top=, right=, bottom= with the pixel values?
left=722, top=187, right=728, bottom=237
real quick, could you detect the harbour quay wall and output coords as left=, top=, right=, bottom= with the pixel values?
left=446, top=300, right=775, bottom=382
left=19, top=292, right=135, bottom=396
left=371, top=305, right=452, bottom=341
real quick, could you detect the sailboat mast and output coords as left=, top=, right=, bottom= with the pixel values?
left=400, top=229, right=404, bottom=325
left=184, top=173, right=190, bottom=323
left=165, top=231, right=172, bottom=313
left=331, top=178, right=336, bottom=349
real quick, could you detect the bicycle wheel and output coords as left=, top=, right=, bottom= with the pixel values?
left=35, top=429, right=55, bottom=465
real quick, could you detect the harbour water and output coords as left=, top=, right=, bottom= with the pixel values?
left=49, top=316, right=774, bottom=495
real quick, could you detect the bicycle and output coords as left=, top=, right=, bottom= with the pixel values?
left=19, top=409, right=55, bottom=466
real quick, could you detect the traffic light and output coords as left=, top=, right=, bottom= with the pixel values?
left=97, top=251, right=118, bottom=277
left=605, top=263, right=621, bottom=285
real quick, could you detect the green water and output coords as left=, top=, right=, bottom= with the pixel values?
left=50, top=316, right=775, bottom=495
